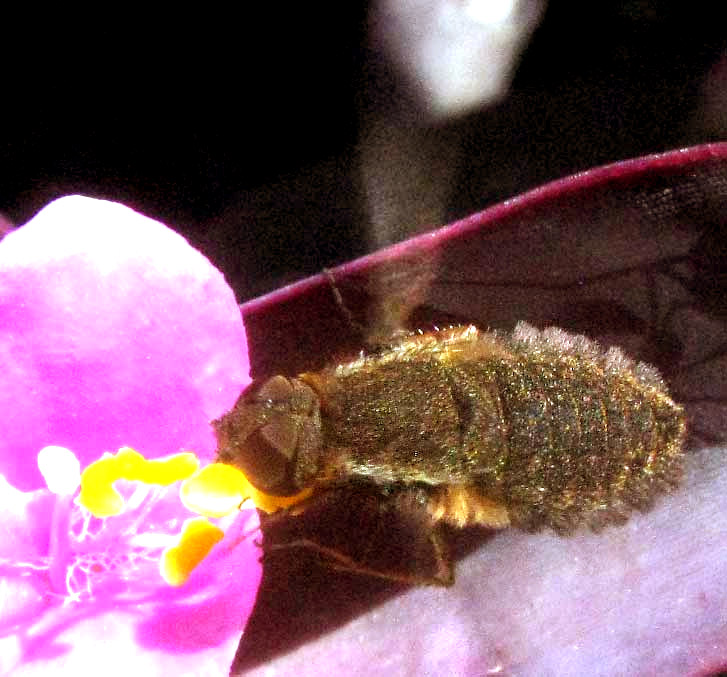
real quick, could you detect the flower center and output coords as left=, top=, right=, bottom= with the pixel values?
left=30, top=444, right=312, bottom=597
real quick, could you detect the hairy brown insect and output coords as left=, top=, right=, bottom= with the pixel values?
left=214, top=321, right=686, bottom=585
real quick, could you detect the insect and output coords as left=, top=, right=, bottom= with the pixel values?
left=214, top=317, right=686, bottom=586
left=215, top=147, right=727, bottom=593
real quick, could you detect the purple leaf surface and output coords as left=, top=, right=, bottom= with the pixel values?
left=232, top=143, right=727, bottom=677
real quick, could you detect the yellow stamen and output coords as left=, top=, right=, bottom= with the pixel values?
left=79, top=447, right=199, bottom=518
left=160, top=517, right=224, bottom=586
left=181, top=463, right=313, bottom=517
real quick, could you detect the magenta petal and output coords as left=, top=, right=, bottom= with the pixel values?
left=0, top=495, right=262, bottom=675
left=0, top=196, right=249, bottom=490
left=0, top=196, right=260, bottom=674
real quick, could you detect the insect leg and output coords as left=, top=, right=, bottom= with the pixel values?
left=323, top=268, right=368, bottom=340
left=261, top=484, right=457, bottom=586
left=265, top=525, right=454, bottom=587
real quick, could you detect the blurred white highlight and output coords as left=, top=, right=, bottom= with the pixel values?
left=464, top=0, right=518, bottom=25
left=373, top=0, right=545, bottom=119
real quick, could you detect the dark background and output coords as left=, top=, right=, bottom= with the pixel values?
left=2, top=2, right=725, bottom=299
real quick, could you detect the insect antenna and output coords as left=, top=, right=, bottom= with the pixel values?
left=323, top=267, right=368, bottom=342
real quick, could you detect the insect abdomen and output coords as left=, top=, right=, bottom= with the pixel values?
left=482, top=323, right=686, bottom=533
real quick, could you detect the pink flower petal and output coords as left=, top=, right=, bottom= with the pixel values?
left=0, top=195, right=261, bottom=674
left=0, top=195, right=249, bottom=491
left=1, top=506, right=261, bottom=676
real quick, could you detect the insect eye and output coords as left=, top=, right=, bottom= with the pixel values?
left=242, top=427, right=291, bottom=492
left=258, top=414, right=299, bottom=461
left=255, top=375, right=294, bottom=404
left=214, top=375, right=322, bottom=494
left=230, top=411, right=301, bottom=493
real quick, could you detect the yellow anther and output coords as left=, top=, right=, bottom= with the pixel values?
left=78, top=453, right=126, bottom=517
left=78, top=447, right=200, bottom=518
left=160, top=517, right=224, bottom=586
left=180, top=463, right=253, bottom=518
left=180, top=463, right=313, bottom=517
left=113, top=447, right=199, bottom=484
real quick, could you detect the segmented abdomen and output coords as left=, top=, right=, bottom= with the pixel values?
left=479, top=323, right=686, bottom=533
